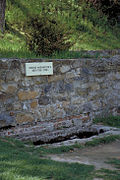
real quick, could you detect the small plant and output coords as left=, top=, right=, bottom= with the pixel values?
left=93, top=115, right=120, bottom=128
left=106, top=158, right=120, bottom=169
left=85, top=135, right=120, bottom=147
left=25, top=15, right=74, bottom=56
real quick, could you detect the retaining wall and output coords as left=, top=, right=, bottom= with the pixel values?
left=0, top=55, right=120, bottom=142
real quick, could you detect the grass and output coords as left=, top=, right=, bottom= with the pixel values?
left=94, top=158, right=120, bottom=180
left=0, top=135, right=120, bottom=180
left=95, top=167, right=120, bottom=180
left=0, top=31, right=101, bottom=60
left=0, top=29, right=119, bottom=59
left=106, top=158, right=120, bottom=169
left=85, top=135, right=120, bottom=147
left=0, top=32, right=102, bottom=59
left=0, top=137, right=94, bottom=180
left=0, top=0, right=120, bottom=59
left=93, top=115, right=120, bottom=128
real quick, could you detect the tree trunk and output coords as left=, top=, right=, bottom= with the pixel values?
left=0, top=0, right=6, bottom=33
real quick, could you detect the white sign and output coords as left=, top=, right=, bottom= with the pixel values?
left=25, top=62, right=53, bottom=76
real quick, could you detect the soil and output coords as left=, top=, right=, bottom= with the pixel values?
left=48, top=140, right=120, bottom=170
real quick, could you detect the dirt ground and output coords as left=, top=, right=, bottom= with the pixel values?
left=48, top=140, right=120, bottom=170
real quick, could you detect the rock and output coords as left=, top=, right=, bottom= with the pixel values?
left=30, top=100, right=38, bottom=109
left=16, top=113, right=34, bottom=124
left=5, top=70, right=21, bottom=82
left=60, top=65, right=71, bottom=73
left=10, top=60, right=21, bottom=69
left=0, top=113, right=15, bottom=128
left=18, top=91, right=38, bottom=101
left=38, top=96, right=51, bottom=105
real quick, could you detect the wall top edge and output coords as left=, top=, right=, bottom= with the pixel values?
left=0, top=55, right=120, bottom=62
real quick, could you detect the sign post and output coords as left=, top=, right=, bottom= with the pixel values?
left=25, top=62, right=53, bottom=76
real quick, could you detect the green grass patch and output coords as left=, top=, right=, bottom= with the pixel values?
left=106, top=158, right=120, bottom=169
left=0, top=137, right=94, bottom=180
left=92, top=153, right=120, bottom=179
left=0, top=31, right=112, bottom=59
left=93, top=115, right=120, bottom=128
left=0, top=32, right=102, bottom=59
left=95, top=168, right=120, bottom=180
left=95, top=158, right=120, bottom=180
left=85, top=135, right=120, bottom=147
left=0, top=135, right=120, bottom=179
left=0, top=0, right=119, bottom=58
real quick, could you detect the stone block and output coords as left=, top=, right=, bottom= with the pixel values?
left=30, top=100, right=38, bottom=109
left=0, top=80, right=4, bottom=84
left=21, top=63, right=25, bottom=74
left=72, top=60, right=82, bottom=68
left=60, top=65, right=71, bottom=73
left=6, top=103, right=14, bottom=111
left=13, top=102, right=22, bottom=111
left=5, top=70, right=21, bottom=82
left=0, top=93, right=10, bottom=102
left=71, top=97, right=86, bottom=105
left=75, top=88, right=88, bottom=96
left=66, top=71, right=75, bottom=79
left=44, top=84, right=52, bottom=94
left=35, top=77, right=47, bottom=85
left=48, top=74, right=65, bottom=83
left=52, top=109, right=66, bottom=119
left=72, top=118, right=82, bottom=126
left=82, top=67, right=91, bottom=75
left=0, top=113, right=15, bottom=128
left=18, top=91, right=38, bottom=101
left=7, top=85, right=17, bottom=94
left=38, top=96, right=51, bottom=105
left=89, top=83, right=100, bottom=91
left=0, top=61, right=9, bottom=69
left=55, top=80, right=65, bottom=93
left=10, top=60, right=21, bottom=69
left=16, top=113, right=34, bottom=124
left=65, top=83, right=73, bottom=92
left=113, top=82, right=120, bottom=90
left=0, top=84, right=17, bottom=94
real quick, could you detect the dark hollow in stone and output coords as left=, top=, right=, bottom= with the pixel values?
left=0, top=125, right=15, bottom=130
left=10, top=60, right=21, bottom=69
left=38, top=96, right=51, bottom=105
left=33, top=130, right=104, bottom=146
left=0, top=113, right=15, bottom=127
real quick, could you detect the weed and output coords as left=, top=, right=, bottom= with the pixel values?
left=93, top=115, right=120, bottom=128
left=106, top=158, right=120, bottom=169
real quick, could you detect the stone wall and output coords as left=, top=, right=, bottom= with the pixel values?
left=0, top=55, right=120, bottom=142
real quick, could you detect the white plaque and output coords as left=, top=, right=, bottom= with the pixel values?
left=25, top=62, right=53, bottom=76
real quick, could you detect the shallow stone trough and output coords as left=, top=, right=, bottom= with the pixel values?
left=36, top=125, right=120, bottom=147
